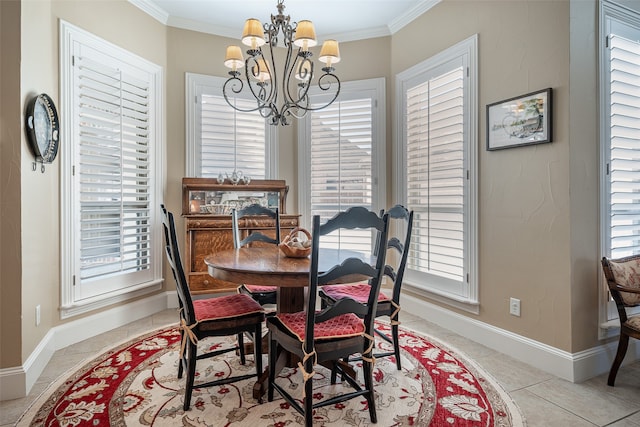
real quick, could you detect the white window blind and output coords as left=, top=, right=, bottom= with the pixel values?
left=396, top=35, right=477, bottom=307
left=185, top=73, right=274, bottom=179
left=406, top=68, right=465, bottom=282
left=60, top=21, right=163, bottom=317
left=200, top=95, right=266, bottom=179
left=77, top=55, right=152, bottom=281
left=309, top=98, right=374, bottom=252
left=608, top=34, right=640, bottom=259
left=599, top=3, right=640, bottom=328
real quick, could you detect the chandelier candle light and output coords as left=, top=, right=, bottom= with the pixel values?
left=223, top=0, right=341, bottom=126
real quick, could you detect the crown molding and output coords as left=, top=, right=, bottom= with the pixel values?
left=323, top=26, right=392, bottom=44
left=129, top=0, right=441, bottom=42
left=128, top=0, right=170, bottom=25
left=167, top=15, right=239, bottom=39
left=389, top=0, right=441, bottom=34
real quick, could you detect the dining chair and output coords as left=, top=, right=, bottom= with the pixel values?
left=601, top=254, right=640, bottom=386
left=161, top=204, right=265, bottom=410
left=267, top=206, right=390, bottom=427
left=319, top=204, right=413, bottom=370
left=232, top=204, right=280, bottom=306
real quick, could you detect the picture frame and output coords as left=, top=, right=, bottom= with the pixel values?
left=486, top=88, right=552, bottom=151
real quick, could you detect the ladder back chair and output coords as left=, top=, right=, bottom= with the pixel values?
left=161, top=204, right=265, bottom=410
left=267, top=206, right=390, bottom=427
left=232, top=204, right=280, bottom=306
left=320, top=204, right=413, bottom=370
left=601, top=254, right=640, bottom=386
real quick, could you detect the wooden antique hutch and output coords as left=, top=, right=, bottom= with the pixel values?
left=181, top=178, right=299, bottom=294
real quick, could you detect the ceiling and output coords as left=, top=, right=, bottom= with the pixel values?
left=128, top=0, right=440, bottom=42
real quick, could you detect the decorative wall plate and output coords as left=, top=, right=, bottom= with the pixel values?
left=25, top=93, right=59, bottom=171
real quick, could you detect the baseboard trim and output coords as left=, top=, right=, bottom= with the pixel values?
left=401, top=294, right=640, bottom=383
left=0, top=291, right=179, bottom=401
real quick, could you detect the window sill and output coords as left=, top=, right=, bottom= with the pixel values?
left=403, top=280, right=480, bottom=315
left=60, top=280, right=163, bottom=319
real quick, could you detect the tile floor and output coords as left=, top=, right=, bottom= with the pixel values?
left=2, top=309, right=640, bottom=426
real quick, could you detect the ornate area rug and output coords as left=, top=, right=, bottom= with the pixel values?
left=17, top=322, right=526, bottom=426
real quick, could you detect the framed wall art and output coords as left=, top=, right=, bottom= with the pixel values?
left=486, top=88, right=552, bottom=151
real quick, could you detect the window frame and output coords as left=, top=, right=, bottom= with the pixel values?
left=59, top=20, right=164, bottom=318
left=185, top=73, right=277, bottom=178
left=599, top=1, right=640, bottom=335
left=394, top=35, right=478, bottom=313
left=297, top=77, right=387, bottom=232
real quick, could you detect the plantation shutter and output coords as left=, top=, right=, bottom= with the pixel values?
left=310, top=98, right=373, bottom=252
left=608, top=34, right=640, bottom=259
left=75, top=53, right=153, bottom=285
left=199, top=94, right=266, bottom=180
left=406, top=67, right=465, bottom=282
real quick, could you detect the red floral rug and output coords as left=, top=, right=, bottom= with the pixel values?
left=17, top=322, right=525, bottom=426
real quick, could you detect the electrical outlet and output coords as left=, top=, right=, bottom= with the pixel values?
left=36, top=305, right=41, bottom=326
left=509, top=298, right=521, bottom=317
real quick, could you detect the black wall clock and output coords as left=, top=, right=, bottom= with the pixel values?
left=25, top=93, right=59, bottom=172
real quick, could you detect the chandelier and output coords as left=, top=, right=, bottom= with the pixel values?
left=222, top=0, right=341, bottom=126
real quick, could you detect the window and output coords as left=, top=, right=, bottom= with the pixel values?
left=395, top=35, right=478, bottom=309
left=185, top=73, right=276, bottom=178
left=298, top=78, right=386, bottom=252
left=60, top=21, right=163, bottom=317
left=601, top=3, right=640, bottom=260
left=600, top=1, right=640, bottom=326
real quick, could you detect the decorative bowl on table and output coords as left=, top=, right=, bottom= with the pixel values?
left=279, top=227, right=312, bottom=258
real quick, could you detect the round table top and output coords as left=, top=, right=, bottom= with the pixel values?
left=204, top=246, right=371, bottom=288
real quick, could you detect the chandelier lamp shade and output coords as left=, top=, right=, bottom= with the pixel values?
left=222, top=0, right=341, bottom=126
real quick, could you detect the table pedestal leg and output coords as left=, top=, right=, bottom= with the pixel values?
left=277, top=287, right=305, bottom=314
left=253, top=343, right=289, bottom=401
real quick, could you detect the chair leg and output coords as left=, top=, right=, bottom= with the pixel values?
left=177, top=329, right=185, bottom=379
left=302, top=351, right=315, bottom=427
left=608, top=333, right=630, bottom=386
left=362, top=350, right=377, bottom=423
left=254, top=324, right=263, bottom=379
left=238, top=333, right=246, bottom=365
left=392, top=321, right=401, bottom=370
left=268, top=332, right=277, bottom=402
left=340, top=356, right=349, bottom=381
left=183, top=341, right=198, bottom=411
left=304, top=369, right=313, bottom=427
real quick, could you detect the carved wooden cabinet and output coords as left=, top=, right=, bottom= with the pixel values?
left=182, top=178, right=299, bottom=294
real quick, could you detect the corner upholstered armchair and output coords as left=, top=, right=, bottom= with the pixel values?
left=601, top=254, right=640, bottom=386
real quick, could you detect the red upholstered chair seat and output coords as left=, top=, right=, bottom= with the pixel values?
left=276, top=311, right=365, bottom=341
left=321, top=283, right=390, bottom=304
left=194, top=294, right=263, bottom=321
left=243, top=284, right=278, bottom=293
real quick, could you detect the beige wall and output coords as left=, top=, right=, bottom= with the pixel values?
left=2, top=0, right=622, bottom=369
left=392, top=0, right=575, bottom=350
left=20, top=0, right=61, bottom=369
left=1, top=0, right=23, bottom=368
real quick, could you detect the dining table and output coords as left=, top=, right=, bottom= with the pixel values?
left=203, top=245, right=375, bottom=400
left=204, top=245, right=373, bottom=313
